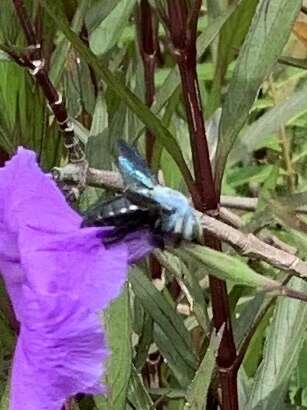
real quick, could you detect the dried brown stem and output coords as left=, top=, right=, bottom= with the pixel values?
left=221, top=195, right=307, bottom=215
left=199, top=213, right=307, bottom=280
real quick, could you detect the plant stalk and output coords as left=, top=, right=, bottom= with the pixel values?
left=11, top=0, right=84, bottom=163
left=137, top=0, right=158, bottom=164
left=165, top=2, right=238, bottom=409
left=137, top=4, right=165, bottom=402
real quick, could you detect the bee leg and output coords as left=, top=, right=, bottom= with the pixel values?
left=182, top=213, right=194, bottom=241
left=174, top=215, right=184, bottom=235
left=170, top=215, right=183, bottom=245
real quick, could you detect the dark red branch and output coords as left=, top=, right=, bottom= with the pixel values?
left=12, top=0, right=37, bottom=46
left=137, top=0, right=158, bottom=164
left=166, top=1, right=216, bottom=210
left=164, top=2, right=239, bottom=409
left=11, top=0, right=84, bottom=163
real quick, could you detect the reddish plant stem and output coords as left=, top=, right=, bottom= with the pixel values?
left=177, top=61, right=217, bottom=209
left=137, top=1, right=162, bottom=280
left=11, top=0, right=84, bottom=163
left=137, top=5, right=164, bottom=401
left=12, top=0, right=37, bottom=45
left=165, top=2, right=238, bottom=409
left=137, top=0, right=158, bottom=164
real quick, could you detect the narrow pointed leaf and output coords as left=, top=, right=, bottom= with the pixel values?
left=231, top=81, right=307, bottom=165
left=246, top=278, right=307, bottom=410
left=185, top=331, right=221, bottom=410
left=177, top=244, right=282, bottom=290
left=89, top=0, right=136, bottom=55
left=215, top=0, right=302, bottom=189
left=95, top=286, right=132, bottom=410
left=129, top=268, right=197, bottom=376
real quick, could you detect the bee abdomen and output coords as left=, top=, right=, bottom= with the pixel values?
left=81, top=195, right=160, bottom=229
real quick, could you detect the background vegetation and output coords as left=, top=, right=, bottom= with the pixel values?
left=2, top=1, right=307, bottom=409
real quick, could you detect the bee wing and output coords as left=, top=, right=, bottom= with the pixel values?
left=117, top=140, right=157, bottom=189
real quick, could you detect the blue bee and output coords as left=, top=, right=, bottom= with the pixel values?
left=82, top=140, right=201, bottom=243
left=117, top=140, right=201, bottom=242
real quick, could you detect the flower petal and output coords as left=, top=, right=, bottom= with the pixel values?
left=0, top=149, right=126, bottom=409
left=11, top=289, right=108, bottom=410
left=0, top=147, right=81, bottom=233
left=0, top=147, right=155, bottom=409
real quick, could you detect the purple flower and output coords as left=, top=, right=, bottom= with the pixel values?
left=0, top=148, right=153, bottom=409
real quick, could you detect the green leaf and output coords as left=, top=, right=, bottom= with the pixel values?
left=233, top=293, right=265, bottom=348
left=49, top=0, right=88, bottom=85
left=0, top=51, right=10, bottom=61
left=246, top=278, right=307, bottom=410
left=153, top=324, right=194, bottom=387
left=95, top=286, right=132, bottom=410
left=0, top=383, right=9, bottom=410
left=129, top=268, right=197, bottom=383
left=89, top=0, right=136, bottom=55
left=226, top=164, right=274, bottom=188
left=127, top=366, right=153, bottom=410
left=90, top=92, right=108, bottom=138
left=154, top=250, right=210, bottom=332
left=215, top=0, right=302, bottom=190
left=209, top=0, right=258, bottom=114
left=85, top=0, right=121, bottom=32
left=39, top=0, right=194, bottom=192
left=230, top=81, right=307, bottom=165
left=133, top=312, right=153, bottom=371
left=176, top=244, right=280, bottom=290
left=185, top=331, right=221, bottom=410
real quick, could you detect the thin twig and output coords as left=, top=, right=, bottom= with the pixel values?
left=220, top=195, right=307, bottom=214
left=54, top=165, right=307, bottom=279
left=219, top=207, right=298, bottom=255
left=11, top=0, right=85, bottom=164
left=199, top=213, right=307, bottom=280
left=220, top=196, right=258, bottom=211
left=55, top=167, right=307, bottom=215
left=137, top=0, right=158, bottom=164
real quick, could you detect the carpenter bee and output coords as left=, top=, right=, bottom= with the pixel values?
left=82, top=140, right=201, bottom=244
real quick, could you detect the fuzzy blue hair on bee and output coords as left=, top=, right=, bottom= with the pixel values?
left=117, top=140, right=201, bottom=242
